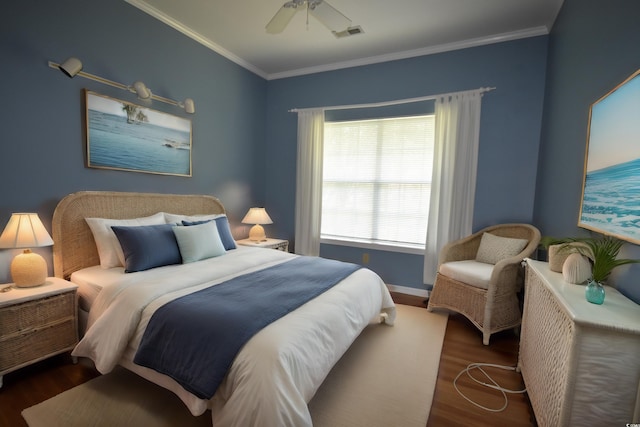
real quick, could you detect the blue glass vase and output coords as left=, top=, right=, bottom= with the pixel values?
left=585, top=279, right=605, bottom=305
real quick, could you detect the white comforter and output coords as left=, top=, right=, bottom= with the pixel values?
left=72, top=246, right=396, bottom=427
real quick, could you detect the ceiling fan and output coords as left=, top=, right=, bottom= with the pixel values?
left=266, top=0, right=352, bottom=34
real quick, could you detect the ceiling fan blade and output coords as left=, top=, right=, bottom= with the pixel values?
left=266, top=5, right=298, bottom=34
left=309, top=0, right=351, bottom=32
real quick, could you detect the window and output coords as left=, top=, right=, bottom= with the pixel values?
left=321, top=115, right=435, bottom=251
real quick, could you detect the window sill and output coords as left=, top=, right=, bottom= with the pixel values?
left=320, top=238, right=425, bottom=255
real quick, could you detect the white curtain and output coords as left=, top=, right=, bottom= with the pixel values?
left=423, top=91, right=482, bottom=285
left=294, top=109, right=325, bottom=256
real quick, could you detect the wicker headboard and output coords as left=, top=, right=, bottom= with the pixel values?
left=52, top=191, right=226, bottom=280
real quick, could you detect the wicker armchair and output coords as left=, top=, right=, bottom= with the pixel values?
left=427, top=223, right=541, bottom=345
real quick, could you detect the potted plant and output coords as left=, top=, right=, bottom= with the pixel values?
left=541, top=235, right=640, bottom=304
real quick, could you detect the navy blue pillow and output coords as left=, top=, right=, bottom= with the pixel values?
left=182, top=216, right=237, bottom=250
left=111, top=224, right=182, bottom=273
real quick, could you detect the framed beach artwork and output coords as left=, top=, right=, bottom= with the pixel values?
left=85, top=90, right=192, bottom=177
left=578, top=68, right=640, bottom=245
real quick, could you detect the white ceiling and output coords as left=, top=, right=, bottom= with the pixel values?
left=125, top=0, right=564, bottom=80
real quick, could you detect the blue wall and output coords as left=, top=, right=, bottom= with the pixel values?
left=1, top=0, right=267, bottom=282
left=534, top=0, right=640, bottom=303
left=8, top=1, right=637, bottom=302
left=1, top=3, right=549, bottom=292
left=266, top=37, right=548, bottom=290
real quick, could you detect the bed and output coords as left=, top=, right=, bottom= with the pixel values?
left=52, top=191, right=396, bottom=427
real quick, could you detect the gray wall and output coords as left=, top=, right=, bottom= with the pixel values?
left=534, top=0, right=640, bottom=302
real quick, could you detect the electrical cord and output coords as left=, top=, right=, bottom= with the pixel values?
left=453, top=363, right=527, bottom=412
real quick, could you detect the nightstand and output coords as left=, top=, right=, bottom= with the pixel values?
left=0, top=277, right=78, bottom=388
left=236, top=238, right=289, bottom=252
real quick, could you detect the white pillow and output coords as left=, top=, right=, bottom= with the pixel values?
left=86, top=212, right=166, bottom=268
left=475, top=232, right=528, bottom=265
left=162, top=212, right=225, bottom=225
left=172, top=221, right=226, bottom=263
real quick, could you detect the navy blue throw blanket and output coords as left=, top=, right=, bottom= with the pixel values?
left=133, top=256, right=361, bottom=399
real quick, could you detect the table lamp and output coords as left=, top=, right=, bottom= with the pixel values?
left=0, top=213, right=54, bottom=287
left=242, top=208, right=273, bottom=242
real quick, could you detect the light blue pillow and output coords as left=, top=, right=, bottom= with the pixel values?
left=111, top=224, right=182, bottom=273
left=182, top=216, right=237, bottom=250
left=173, top=221, right=226, bottom=263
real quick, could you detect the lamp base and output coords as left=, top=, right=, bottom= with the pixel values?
left=249, top=224, right=267, bottom=242
left=11, top=249, right=47, bottom=287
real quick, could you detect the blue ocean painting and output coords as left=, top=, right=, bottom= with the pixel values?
left=580, top=157, right=640, bottom=241
left=87, top=94, right=191, bottom=176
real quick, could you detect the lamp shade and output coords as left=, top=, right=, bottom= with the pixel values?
left=242, top=208, right=273, bottom=242
left=0, top=213, right=54, bottom=249
left=242, top=208, right=273, bottom=225
left=0, top=213, right=53, bottom=287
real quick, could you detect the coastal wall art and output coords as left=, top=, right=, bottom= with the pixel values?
left=85, top=90, right=192, bottom=177
left=579, top=68, right=640, bottom=244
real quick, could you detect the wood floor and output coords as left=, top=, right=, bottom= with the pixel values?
left=0, top=294, right=535, bottom=427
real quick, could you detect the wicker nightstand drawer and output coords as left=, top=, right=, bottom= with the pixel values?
left=0, top=292, right=75, bottom=336
left=0, top=318, right=76, bottom=371
left=0, top=278, right=78, bottom=386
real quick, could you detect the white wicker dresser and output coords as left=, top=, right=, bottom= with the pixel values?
left=518, top=259, right=640, bottom=427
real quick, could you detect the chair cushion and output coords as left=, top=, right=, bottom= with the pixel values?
left=475, top=232, right=528, bottom=264
left=439, top=260, right=494, bottom=290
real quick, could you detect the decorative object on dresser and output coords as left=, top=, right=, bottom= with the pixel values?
left=519, top=259, right=640, bottom=426
left=546, top=243, right=579, bottom=272
left=541, top=235, right=640, bottom=304
left=0, top=277, right=78, bottom=388
left=236, top=237, right=289, bottom=252
left=541, top=236, right=590, bottom=272
left=427, top=223, right=541, bottom=345
left=560, top=252, right=591, bottom=284
left=0, top=213, right=54, bottom=287
left=241, top=207, right=273, bottom=241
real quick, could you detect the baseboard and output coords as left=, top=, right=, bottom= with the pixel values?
left=386, top=284, right=430, bottom=298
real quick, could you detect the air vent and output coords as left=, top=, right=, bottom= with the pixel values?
left=333, top=26, right=364, bottom=38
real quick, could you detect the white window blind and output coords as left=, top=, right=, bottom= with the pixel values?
left=321, top=115, right=435, bottom=249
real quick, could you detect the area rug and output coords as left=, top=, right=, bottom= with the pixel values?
left=22, top=304, right=447, bottom=427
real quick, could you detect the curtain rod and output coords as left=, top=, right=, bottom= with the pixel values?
left=288, top=86, right=496, bottom=113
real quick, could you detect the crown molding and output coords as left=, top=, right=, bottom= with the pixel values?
left=267, top=26, right=549, bottom=80
left=125, top=0, right=548, bottom=82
